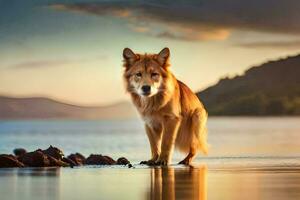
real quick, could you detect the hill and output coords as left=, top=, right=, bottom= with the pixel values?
left=0, top=96, right=137, bottom=119
left=197, top=54, right=300, bottom=115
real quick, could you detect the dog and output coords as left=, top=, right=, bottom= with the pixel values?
left=122, top=47, right=208, bottom=165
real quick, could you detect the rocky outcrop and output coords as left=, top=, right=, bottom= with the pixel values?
left=62, top=157, right=77, bottom=167
left=117, top=157, right=130, bottom=165
left=42, top=145, right=64, bottom=160
left=13, top=148, right=27, bottom=157
left=48, top=156, right=69, bottom=167
left=67, top=153, right=86, bottom=166
left=85, top=154, right=116, bottom=165
left=0, top=154, right=25, bottom=168
left=0, top=146, right=132, bottom=168
left=18, top=151, right=50, bottom=167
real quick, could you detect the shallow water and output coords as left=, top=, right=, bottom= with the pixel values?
left=0, top=117, right=300, bottom=200
left=1, top=163, right=300, bottom=200
left=1, top=117, right=300, bottom=161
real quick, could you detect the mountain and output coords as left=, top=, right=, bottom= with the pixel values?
left=197, top=54, right=300, bottom=115
left=0, top=96, right=138, bottom=119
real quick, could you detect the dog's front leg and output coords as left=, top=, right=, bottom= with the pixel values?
left=156, top=116, right=181, bottom=165
left=141, top=124, right=162, bottom=165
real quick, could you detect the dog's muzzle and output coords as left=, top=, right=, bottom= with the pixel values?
left=141, top=85, right=151, bottom=96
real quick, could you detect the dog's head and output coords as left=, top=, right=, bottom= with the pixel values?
left=122, top=47, right=170, bottom=98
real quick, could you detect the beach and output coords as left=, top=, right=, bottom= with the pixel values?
left=0, top=117, right=300, bottom=199
left=1, top=159, right=300, bottom=200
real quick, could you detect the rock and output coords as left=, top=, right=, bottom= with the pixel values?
left=85, top=154, right=116, bottom=165
left=103, top=156, right=117, bottom=165
left=48, top=156, right=69, bottom=167
left=0, top=154, right=25, bottom=168
left=116, top=157, right=131, bottom=165
left=67, top=153, right=86, bottom=165
left=62, top=157, right=77, bottom=167
left=18, top=151, right=50, bottom=167
left=4, top=146, right=130, bottom=168
left=42, top=145, right=64, bottom=160
left=13, top=148, right=27, bottom=157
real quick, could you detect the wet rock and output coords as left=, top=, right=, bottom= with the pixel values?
left=0, top=154, right=25, bottom=168
left=116, top=157, right=131, bottom=165
left=62, top=157, right=77, bottom=167
left=13, top=148, right=27, bottom=157
left=42, top=145, right=64, bottom=160
left=18, top=151, right=50, bottom=167
left=5, top=146, right=131, bottom=168
left=48, top=156, right=69, bottom=167
left=103, top=156, right=117, bottom=165
left=85, top=154, right=116, bottom=165
left=67, top=153, right=86, bottom=165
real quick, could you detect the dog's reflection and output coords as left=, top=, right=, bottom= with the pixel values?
left=148, top=166, right=207, bottom=200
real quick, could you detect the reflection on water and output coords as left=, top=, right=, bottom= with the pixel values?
left=0, top=167, right=60, bottom=177
left=208, top=167, right=300, bottom=200
left=17, top=167, right=60, bottom=177
left=1, top=164, right=300, bottom=200
left=0, top=168, right=61, bottom=200
left=149, top=166, right=207, bottom=200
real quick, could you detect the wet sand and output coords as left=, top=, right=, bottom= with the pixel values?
left=1, top=158, right=300, bottom=200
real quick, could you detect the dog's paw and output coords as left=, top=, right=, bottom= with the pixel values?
left=155, top=157, right=169, bottom=166
left=155, top=160, right=168, bottom=166
left=178, top=159, right=190, bottom=165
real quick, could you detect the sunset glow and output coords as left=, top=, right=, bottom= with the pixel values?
left=1, top=0, right=300, bottom=105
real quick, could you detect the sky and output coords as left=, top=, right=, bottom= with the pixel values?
left=1, top=0, right=300, bottom=106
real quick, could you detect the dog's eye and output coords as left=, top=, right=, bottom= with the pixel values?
left=135, top=72, right=142, bottom=77
left=151, top=72, right=159, bottom=78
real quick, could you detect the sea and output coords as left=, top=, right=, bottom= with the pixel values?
left=0, top=117, right=299, bottom=200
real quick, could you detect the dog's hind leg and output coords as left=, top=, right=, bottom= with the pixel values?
left=179, top=108, right=208, bottom=165
left=178, top=146, right=197, bottom=165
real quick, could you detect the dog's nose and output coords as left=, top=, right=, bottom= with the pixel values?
left=141, top=85, right=151, bottom=94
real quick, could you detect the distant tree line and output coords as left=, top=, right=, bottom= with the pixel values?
left=204, top=93, right=300, bottom=116
left=197, top=54, right=300, bottom=116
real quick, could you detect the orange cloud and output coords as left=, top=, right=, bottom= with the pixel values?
left=49, top=2, right=231, bottom=41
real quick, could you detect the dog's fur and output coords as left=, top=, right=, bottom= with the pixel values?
left=122, top=47, right=208, bottom=165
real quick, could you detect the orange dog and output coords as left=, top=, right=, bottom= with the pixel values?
left=123, top=48, right=208, bottom=165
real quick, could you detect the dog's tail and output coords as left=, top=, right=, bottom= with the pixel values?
left=193, top=109, right=209, bottom=155
left=199, top=126, right=209, bottom=155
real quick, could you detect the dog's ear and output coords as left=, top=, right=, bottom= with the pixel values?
left=123, top=48, right=138, bottom=67
left=156, top=47, right=170, bottom=67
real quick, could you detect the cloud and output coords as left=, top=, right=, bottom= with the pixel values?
left=156, top=29, right=229, bottom=41
left=49, top=2, right=131, bottom=18
left=49, top=0, right=300, bottom=41
left=7, top=55, right=108, bottom=69
left=9, top=59, right=71, bottom=69
left=156, top=31, right=186, bottom=40
left=238, top=40, right=300, bottom=49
